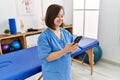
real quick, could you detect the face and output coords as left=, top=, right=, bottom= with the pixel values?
left=54, top=9, right=64, bottom=27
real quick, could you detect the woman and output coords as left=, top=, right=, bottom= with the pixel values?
left=38, top=4, right=78, bottom=80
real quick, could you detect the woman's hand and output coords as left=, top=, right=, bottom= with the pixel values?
left=46, top=43, right=79, bottom=62
left=64, top=43, right=79, bottom=53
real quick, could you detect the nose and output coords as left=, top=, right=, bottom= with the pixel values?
left=59, top=17, right=63, bottom=21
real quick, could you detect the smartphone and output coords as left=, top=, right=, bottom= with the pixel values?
left=74, top=36, right=82, bottom=43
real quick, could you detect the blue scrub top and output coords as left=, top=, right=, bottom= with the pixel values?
left=38, top=28, right=74, bottom=80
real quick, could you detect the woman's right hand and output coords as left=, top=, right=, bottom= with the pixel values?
left=64, top=43, right=78, bottom=53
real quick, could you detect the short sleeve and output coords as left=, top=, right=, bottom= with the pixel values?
left=68, top=31, right=74, bottom=42
left=64, top=29, right=74, bottom=43
left=37, top=34, right=51, bottom=61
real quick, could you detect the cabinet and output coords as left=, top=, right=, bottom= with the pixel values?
left=73, top=0, right=100, bottom=39
left=0, top=29, right=44, bottom=55
left=0, top=26, right=72, bottom=55
left=0, top=34, right=26, bottom=54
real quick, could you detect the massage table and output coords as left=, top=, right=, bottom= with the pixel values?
left=0, top=47, right=42, bottom=80
left=0, top=37, right=99, bottom=80
left=71, top=36, right=99, bottom=75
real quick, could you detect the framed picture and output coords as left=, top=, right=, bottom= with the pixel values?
left=16, top=0, right=34, bottom=16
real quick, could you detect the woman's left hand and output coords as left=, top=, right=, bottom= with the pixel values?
left=70, top=43, right=79, bottom=53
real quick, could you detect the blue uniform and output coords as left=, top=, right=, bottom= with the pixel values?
left=37, top=28, right=74, bottom=80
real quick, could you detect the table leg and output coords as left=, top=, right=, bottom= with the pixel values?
left=38, top=74, right=43, bottom=80
left=86, top=48, right=94, bottom=75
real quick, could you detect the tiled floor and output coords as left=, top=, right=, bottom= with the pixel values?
left=26, top=60, right=120, bottom=80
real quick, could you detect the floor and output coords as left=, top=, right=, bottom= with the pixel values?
left=26, top=60, right=120, bottom=80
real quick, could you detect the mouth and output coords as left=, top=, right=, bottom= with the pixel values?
left=57, top=21, right=63, bottom=24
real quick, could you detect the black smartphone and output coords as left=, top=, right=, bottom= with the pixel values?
left=74, top=36, right=82, bottom=43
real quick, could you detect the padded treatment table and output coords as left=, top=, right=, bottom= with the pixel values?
left=0, top=47, right=42, bottom=80
left=0, top=37, right=99, bottom=80
left=72, top=37, right=99, bottom=57
left=71, top=37, right=99, bottom=75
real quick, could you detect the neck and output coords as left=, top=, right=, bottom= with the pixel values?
left=55, top=27, right=60, bottom=31
left=49, top=27, right=61, bottom=39
left=50, top=26, right=60, bottom=32
left=54, top=25, right=60, bottom=30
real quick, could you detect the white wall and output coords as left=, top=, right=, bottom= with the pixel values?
left=0, top=0, right=17, bottom=34
left=63, top=0, right=73, bottom=25
left=2, top=0, right=120, bottom=64
left=0, top=0, right=72, bottom=34
left=99, top=0, right=120, bottom=63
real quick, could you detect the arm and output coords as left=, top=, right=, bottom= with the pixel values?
left=46, top=43, right=78, bottom=62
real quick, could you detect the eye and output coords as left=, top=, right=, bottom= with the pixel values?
left=56, top=15, right=63, bottom=18
left=56, top=15, right=59, bottom=18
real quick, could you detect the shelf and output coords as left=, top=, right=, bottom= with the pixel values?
left=25, top=29, right=44, bottom=36
left=0, top=27, right=72, bottom=55
left=0, top=34, right=23, bottom=40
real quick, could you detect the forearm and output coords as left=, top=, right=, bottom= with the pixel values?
left=46, top=49, right=68, bottom=62
left=46, top=43, right=78, bottom=62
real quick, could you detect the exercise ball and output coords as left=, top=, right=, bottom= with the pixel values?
left=11, top=40, right=21, bottom=51
left=80, top=45, right=102, bottom=64
left=2, top=44, right=10, bottom=53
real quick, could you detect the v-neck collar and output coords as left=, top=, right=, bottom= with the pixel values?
left=47, top=28, right=63, bottom=41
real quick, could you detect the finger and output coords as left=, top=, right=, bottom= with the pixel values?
left=71, top=46, right=78, bottom=53
left=72, top=43, right=78, bottom=48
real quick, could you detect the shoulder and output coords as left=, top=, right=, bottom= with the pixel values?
left=38, top=28, right=49, bottom=40
left=60, top=28, right=70, bottom=34
left=61, top=28, right=74, bottom=42
left=60, top=28, right=72, bottom=36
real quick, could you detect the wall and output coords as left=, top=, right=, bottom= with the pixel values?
left=0, top=0, right=17, bottom=34
left=2, top=0, right=120, bottom=64
left=0, top=0, right=72, bottom=34
left=99, top=0, right=120, bottom=63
